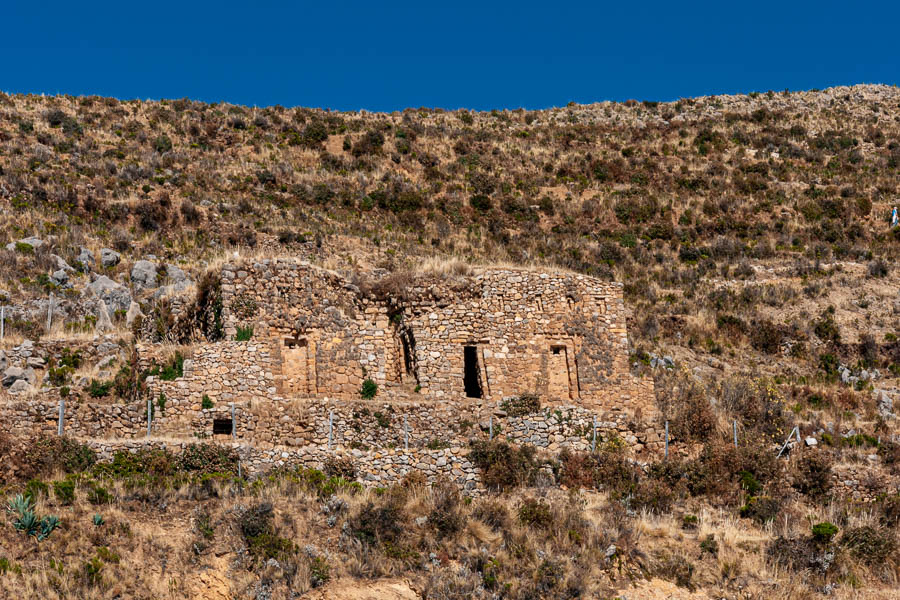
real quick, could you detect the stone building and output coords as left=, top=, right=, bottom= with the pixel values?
left=212, top=260, right=655, bottom=421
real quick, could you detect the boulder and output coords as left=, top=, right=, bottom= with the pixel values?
left=8, top=379, right=30, bottom=394
left=2, top=366, right=26, bottom=387
left=125, top=301, right=144, bottom=327
left=165, top=264, right=188, bottom=284
left=0, top=350, right=6, bottom=372
left=96, top=299, right=114, bottom=332
left=51, top=269, right=69, bottom=287
left=51, top=254, right=74, bottom=272
left=86, top=275, right=132, bottom=313
left=77, top=247, right=96, bottom=270
left=130, top=260, right=158, bottom=291
left=5, top=236, right=44, bottom=252
left=100, top=248, right=120, bottom=268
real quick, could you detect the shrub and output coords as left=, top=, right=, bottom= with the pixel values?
left=350, top=501, right=405, bottom=547
left=841, top=526, right=896, bottom=564
left=428, top=480, right=463, bottom=539
left=558, top=449, right=598, bottom=489
left=794, top=451, right=834, bottom=499
left=469, top=194, right=492, bottom=212
left=499, top=393, right=540, bottom=417
left=360, top=378, right=377, bottom=399
left=53, top=479, right=76, bottom=505
left=631, top=479, right=675, bottom=513
left=235, top=326, right=253, bottom=341
left=700, top=534, right=718, bottom=556
left=87, top=484, right=113, bottom=505
left=88, top=379, right=113, bottom=398
left=469, top=440, right=537, bottom=491
left=24, top=479, right=48, bottom=503
left=811, top=521, right=838, bottom=543
left=177, top=443, right=239, bottom=475
left=153, top=135, right=173, bottom=153
left=739, top=496, right=780, bottom=524
left=518, top=498, right=553, bottom=529
left=323, top=456, right=357, bottom=480
left=201, top=394, right=214, bottom=409
left=309, top=556, right=330, bottom=587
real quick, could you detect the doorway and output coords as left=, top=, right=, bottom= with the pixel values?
left=463, top=345, right=483, bottom=398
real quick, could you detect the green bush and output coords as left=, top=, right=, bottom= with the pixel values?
left=201, top=394, right=214, bottom=409
left=811, top=521, right=838, bottom=543
left=87, top=484, right=113, bottom=505
left=24, top=479, right=49, bottom=503
left=309, top=556, right=330, bottom=587
left=740, top=496, right=780, bottom=524
left=235, top=326, right=253, bottom=341
left=153, top=135, right=173, bottom=153
left=360, top=378, right=378, bottom=399
left=88, top=379, right=113, bottom=398
left=53, top=479, right=76, bottom=505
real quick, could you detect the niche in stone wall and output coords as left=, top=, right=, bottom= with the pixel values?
left=283, top=336, right=317, bottom=396
left=213, top=418, right=233, bottom=436
left=547, top=344, right=577, bottom=400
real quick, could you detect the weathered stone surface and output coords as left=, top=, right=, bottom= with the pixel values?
left=2, top=367, right=27, bottom=387
left=131, top=260, right=158, bottom=290
left=100, top=248, right=121, bottom=268
left=51, top=269, right=69, bottom=287
left=126, top=301, right=144, bottom=327
left=86, top=275, right=132, bottom=313
left=8, top=379, right=30, bottom=394
left=78, top=246, right=96, bottom=270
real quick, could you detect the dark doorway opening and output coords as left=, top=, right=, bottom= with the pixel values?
left=463, top=345, right=483, bottom=398
left=401, top=329, right=417, bottom=382
left=213, top=419, right=233, bottom=435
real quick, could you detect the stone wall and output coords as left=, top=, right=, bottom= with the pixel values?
left=78, top=438, right=484, bottom=492
left=0, top=391, right=664, bottom=458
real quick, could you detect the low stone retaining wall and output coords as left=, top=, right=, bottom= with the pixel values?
left=82, top=438, right=484, bottom=493
left=0, top=393, right=664, bottom=458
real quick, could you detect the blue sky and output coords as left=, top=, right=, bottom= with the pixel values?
left=2, top=1, right=897, bottom=111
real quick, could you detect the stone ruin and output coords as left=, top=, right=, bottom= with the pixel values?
left=1, top=259, right=662, bottom=490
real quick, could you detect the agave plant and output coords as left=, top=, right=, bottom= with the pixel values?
left=92, top=513, right=105, bottom=527
left=37, top=516, right=60, bottom=541
left=7, top=494, right=60, bottom=542
left=13, top=510, right=39, bottom=535
left=6, top=494, right=33, bottom=517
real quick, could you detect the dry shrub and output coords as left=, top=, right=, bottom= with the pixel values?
left=469, top=440, right=537, bottom=491
left=323, top=455, right=357, bottom=480
left=793, top=450, right=834, bottom=500
left=472, top=498, right=510, bottom=532
left=557, top=448, right=598, bottom=489
left=428, top=479, right=463, bottom=539
left=841, top=526, right=897, bottom=565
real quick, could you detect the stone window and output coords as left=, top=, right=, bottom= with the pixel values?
left=213, top=418, right=233, bottom=435
left=463, top=345, right=483, bottom=399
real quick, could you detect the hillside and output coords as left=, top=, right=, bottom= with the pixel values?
left=1, top=85, right=900, bottom=599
